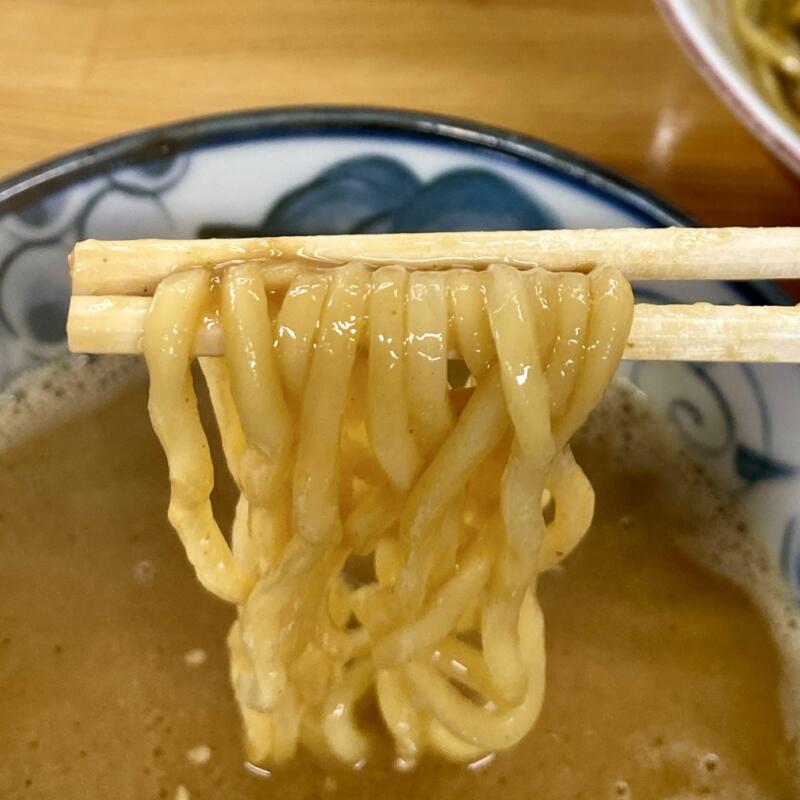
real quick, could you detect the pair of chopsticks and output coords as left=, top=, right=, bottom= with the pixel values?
left=66, top=227, right=800, bottom=363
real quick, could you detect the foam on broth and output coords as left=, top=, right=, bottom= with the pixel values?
left=584, top=387, right=800, bottom=756
left=0, top=357, right=798, bottom=800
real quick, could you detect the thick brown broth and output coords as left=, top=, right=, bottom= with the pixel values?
left=0, top=367, right=797, bottom=799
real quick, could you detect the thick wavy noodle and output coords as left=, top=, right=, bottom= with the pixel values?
left=142, top=261, right=633, bottom=768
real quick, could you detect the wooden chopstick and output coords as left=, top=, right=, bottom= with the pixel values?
left=66, top=296, right=800, bottom=363
left=67, top=228, right=800, bottom=363
left=70, top=227, right=800, bottom=296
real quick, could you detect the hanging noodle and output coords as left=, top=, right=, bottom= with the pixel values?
left=731, top=0, right=800, bottom=126
left=141, top=260, right=633, bottom=768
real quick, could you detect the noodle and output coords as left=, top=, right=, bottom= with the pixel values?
left=141, top=260, right=633, bottom=767
left=731, top=0, right=800, bottom=126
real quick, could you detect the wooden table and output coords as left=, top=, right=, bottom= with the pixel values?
left=1, top=0, right=798, bottom=230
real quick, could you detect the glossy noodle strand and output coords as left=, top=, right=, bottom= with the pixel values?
left=142, top=262, right=633, bottom=768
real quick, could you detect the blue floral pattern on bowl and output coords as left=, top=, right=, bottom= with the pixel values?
left=198, top=155, right=555, bottom=238
left=0, top=107, right=797, bottom=599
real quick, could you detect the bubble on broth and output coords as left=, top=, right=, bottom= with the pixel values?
left=700, top=752, right=719, bottom=774
left=133, top=558, right=156, bottom=585
left=185, top=744, right=211, bottom=765
left=613, top=780, right=630, bottom=799
left=183, top=648, right=207, bottom=667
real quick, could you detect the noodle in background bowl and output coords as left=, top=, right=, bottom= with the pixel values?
left=1, top=106, right=800, bottom=602
left=656, top=0, right=800, bottom=176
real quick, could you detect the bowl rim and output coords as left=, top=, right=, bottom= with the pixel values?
left=0, top=105, right=694, bottom=223
left=655, top=0, right=800, bottom=175
left=0, top=104, right=788, bottom=308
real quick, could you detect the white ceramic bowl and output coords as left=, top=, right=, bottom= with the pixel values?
left=656, top=0, right=800, bottom=174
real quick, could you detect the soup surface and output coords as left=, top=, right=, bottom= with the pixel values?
left=0, top=358, right=797, bottom=799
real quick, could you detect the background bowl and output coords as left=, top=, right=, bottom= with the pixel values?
left=1, top=105, right=798, bottom=600
left=656, top=0, right=800, bottom=176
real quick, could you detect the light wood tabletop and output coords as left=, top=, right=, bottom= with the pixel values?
left=1, top=0, right=798, bottom=229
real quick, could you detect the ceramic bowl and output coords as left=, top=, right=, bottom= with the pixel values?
left=656, top=0, right=800, bottom=175
left=1, top=106, right=797, bottom=598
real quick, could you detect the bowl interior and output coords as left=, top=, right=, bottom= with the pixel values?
left=1, top=108, right=798, bottom=600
